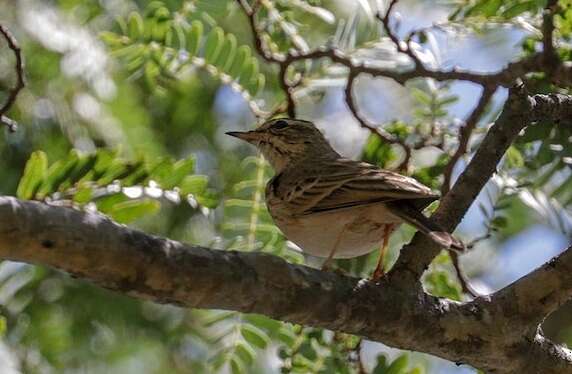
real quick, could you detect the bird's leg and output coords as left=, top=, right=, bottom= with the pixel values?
left=321, top=224, right=348, bottom=271
left=372, top=224, right=395, bottom=280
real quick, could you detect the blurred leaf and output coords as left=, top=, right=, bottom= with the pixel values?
left=234, top=341, right=256, bottom=366
left=188, top=20, right=204, bottom=56
left=128, top=12, right=144, bottom=40
left=36, top=152, right=79, bottom=198
left=107, top=198, right=161, bottom=223
left=241, top=324, right=270, bottom=349
left=180, top=175, right=208, bottom=196
left=17, top=151, right=48, bottom=200
left=204, top=26, right=224, bottom=64
left=230, top=355, right=245, bottom=374
left=386, top=354, right=409, bottom=374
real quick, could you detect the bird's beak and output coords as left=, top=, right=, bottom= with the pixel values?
left=225, top=130, right=262, bottom=144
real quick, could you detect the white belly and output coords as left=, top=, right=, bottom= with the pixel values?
left=273, top=204, right=403, bottom=259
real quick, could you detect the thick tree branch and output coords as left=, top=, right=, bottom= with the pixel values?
left=392, top=89, right=572, bottom=287
left=492, top=246, right=572, bottom=330
left=0, top=196, right=572, bottom=373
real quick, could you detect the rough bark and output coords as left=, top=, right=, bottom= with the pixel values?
left=0, top=196, right=572, bottom=373
left=0, top=91, right=571, bottom=373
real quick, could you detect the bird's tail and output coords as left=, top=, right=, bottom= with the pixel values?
left=386, top=202, right=465, bottom=251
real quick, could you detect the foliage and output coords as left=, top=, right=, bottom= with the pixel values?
left=0, top=0, right=571, bottom=373
left=101, top=1, right=265, bottom=98
left=16, top=149, right=217, bottom=223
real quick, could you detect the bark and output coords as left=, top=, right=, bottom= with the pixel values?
left=0, top=91, right=571, bottom=373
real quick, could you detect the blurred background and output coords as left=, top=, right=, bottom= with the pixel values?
left=0, top=0, right=571, bottom=373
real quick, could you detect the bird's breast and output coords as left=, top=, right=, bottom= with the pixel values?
left=265, top=196, right=403, bottom=259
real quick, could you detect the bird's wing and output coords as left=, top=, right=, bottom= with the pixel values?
left=278, top=159, right=438, bottom=216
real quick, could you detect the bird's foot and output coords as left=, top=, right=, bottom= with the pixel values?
left=321, top=262, right=351, bottom=277
left=370, top=267, right=386, bottom=282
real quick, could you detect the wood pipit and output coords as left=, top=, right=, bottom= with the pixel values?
left=227, top=118, right=464, bottom=280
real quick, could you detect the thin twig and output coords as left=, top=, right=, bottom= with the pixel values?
left=0, top=24, right=25, bottom=132
left=449, top=250, right=479, bottom=298
left=344, top=71, right=412, bottom=171
left=441, top=86, right=495, bottom=195
left=542, top=0, right=559, bottom=68
left=236, top=0, right=298, bottom=117
left=376, top=0, right=423, bottom=67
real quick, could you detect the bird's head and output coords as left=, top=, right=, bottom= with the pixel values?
left=226, top=118, right=338, bottom=172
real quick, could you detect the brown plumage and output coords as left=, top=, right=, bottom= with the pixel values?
left=227, top=118, right=464, bottom=278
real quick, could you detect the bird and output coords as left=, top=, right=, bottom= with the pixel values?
left=226, top=118, right=464, bottom=280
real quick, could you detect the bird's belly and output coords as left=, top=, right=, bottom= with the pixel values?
left=275, top=205, right=402, bottom=259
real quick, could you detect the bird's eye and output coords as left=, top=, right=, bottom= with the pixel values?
left=272, top=119, right=289, bottom=130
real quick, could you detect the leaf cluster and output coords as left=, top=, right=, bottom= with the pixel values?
left=17, top=149, right=217, bottom=223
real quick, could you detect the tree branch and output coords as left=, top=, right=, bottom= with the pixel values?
left=392, top=88, right=572, bottom=286
left=441, top=86, right=495, bottom=195
left=1, top=196, right=572, bottom=372
left=542, top=0, right=559, bottom=78
left=0, top=24, right=25, bottom=132
left=344, top=71, right=412, bottom=171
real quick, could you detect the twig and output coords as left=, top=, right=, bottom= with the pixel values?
left=237, top=0, right=572, bottom=120
left=441, top=86, right=495, bottom=195
left=279, top=63, right=296, bottom=118
left=344, top=71, right=412, bottom=171
left=0, top=24, right=25, bottom=132
left=449, top=250, right=479, bottom=298
left=542, top=0, right=559, bottom=71
left=376, top=0, right=423, bottom=68
left=236, top=0, right=298, bottom=117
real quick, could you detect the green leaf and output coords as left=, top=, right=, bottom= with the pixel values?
left=438, top=95, right=459, bottom=106
left=230, top=355, right=245, bottom=374
left=187, top=20, right=203, bottom=56
left=373, top=354, right=388, bottom=374
left=0, top=316, right=6, bottom=337
left=72, top=186, right=93, bottom=204
left=37, top=151, right=80, bottom=198
left=239, top=59, right=259, bottom=87
left=99, top=32, right=125, bottom=47
left=204, top=26, right=224, bottom=64
left=234, top=341, right=256, bottom=367
left=214, top=33, right=237, bottom=71
left=180, top=175, right=208, bottom=196
left=17, top=151, right=48, bottom=200
left=386, top=354, right=409, bottom=374
left=244, top=314, right=282, bottom=332
left=411, top=88, right=432, bottom=106
left=408, top=366, right=425, bottom=374
left=170, top=23, right=186, bottom=49
left=197, top=190, right=219, bottom=209
left=144, top=1, right=166, bottom=17
left=246, top=74, right=265, bottom=96
left=506, top=146, right=524, bottom=168
left=107, top=160, right=144, bottom=185
left=204, top=311, right=235, bottom=327
left=95, top=193, right=130, bottom=213
left=170, top=158, right=196, bottom=187
left=229, top=45, right=251, bottom=79
left=502, top=1, right=536, bottom=18
left=491, top=216, right=508, bottom=228
left=466, top=0, right=503, bottom=17
left=69, top=153, right=98, bottom=184
left=240, top=324, right=270, bottom=349
left=276, top=327, right=297, bottom=346
left=107, top=198, right=161, bottom=223
left=127, top=12, right=144, bottom=40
